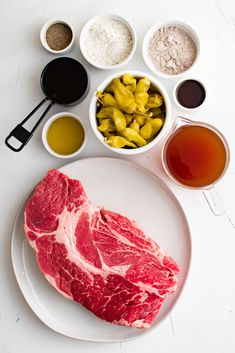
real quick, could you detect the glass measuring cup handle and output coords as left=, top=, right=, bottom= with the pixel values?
left=203, top=187, right=225, bottom=216
left=170, top=116, right=226, bottom=217
left=5, top=98, right=54, bottom=152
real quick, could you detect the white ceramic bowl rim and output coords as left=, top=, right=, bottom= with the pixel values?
left=79, top=14, right=137, bottom=70
left=40, top=19, right=75, bottom=54
left=42, top=112, right=87, bottom=159
left=89, top=70, right=172, bottom=155
left=142, top=20, right=200, bottom=79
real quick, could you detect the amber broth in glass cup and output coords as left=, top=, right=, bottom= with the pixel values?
left=162, top=117, right=230, bottom=215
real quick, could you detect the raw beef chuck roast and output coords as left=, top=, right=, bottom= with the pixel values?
left=24, top=169, right=180, bottom=328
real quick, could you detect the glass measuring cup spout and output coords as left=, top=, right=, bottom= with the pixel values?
left=162, top=116, right=229, bottom=216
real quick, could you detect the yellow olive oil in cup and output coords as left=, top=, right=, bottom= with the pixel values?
left=42, top=113, right=86, bottom=158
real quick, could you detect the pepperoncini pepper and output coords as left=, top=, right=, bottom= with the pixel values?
left=111, top=78, right=137, bottom=114
left=103, top=131, right=115, bottom=138
left=146, top=94, right=163, bottom=109
left=125, top=114, right=133, bottom=126
left=122, top=73, right=136, bottom=93
left=98, top=119, right=116, bottom=133
left=135, top=77, right=151, bottom=94
left=129, top=119, right=140, bottom=133
left=140, top=118, right=163, bottom=140
left=96, top=91, right=118, bottom=107
left=151, top=107, right=162, bottom=117
left=96, top=107, right=126, bottom=132
left=133, top=114, right=146, bottom=126
left=121, top=128, right=146, bottom=147
left=96, top=107, right=114, bottom=119
left=134, top=78, right=150, bottom=113
left=105, top=136, right=136, bottom=148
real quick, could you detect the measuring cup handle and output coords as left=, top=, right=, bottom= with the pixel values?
left=5, top=98, right=54, bottom=152
left=203, top=186, right=225, bottom=216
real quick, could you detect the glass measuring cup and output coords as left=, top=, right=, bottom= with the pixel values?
left=161, top=116, right=230, bottom=216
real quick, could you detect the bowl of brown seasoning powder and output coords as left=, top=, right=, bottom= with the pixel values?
left=142, top=21, right=200, bottom=78
left=40, top=19, right=75, bottom=54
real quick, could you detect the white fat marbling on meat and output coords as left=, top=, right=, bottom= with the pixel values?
left=135, top=279, right=178, bottom=297
left=55, top=204, right=131, bottom=279
left=24, top=204, right=170, bottom=290
left=24, top=193, right=178, bottom=310
left=114, top=318, right=150, bottom=329
left=96, top=214, right=166, bottom=260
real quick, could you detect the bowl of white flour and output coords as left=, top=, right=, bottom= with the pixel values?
left=80, top=14, right=136, bottom=69
left=142, top=21, right=200, bottom=78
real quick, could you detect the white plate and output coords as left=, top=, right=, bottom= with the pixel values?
left=11, top=157, right=191, bottom=342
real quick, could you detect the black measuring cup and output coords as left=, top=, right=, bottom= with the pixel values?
left=5, top=57, right=89, bottom=152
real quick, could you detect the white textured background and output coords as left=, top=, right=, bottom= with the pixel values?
left=1, top=0, right=235, bottom=352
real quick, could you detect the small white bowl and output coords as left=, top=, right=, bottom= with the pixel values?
left=42, top=112, right=87, bottom=158
left=142, top=20, right=200, bottom=79
left=173, top=77, right=206, bottom=111
left=40, top=19, right=75, bottom=54
left=80, top=14, right=137, bottom=70
left=89, top=71, right=172, bottom=155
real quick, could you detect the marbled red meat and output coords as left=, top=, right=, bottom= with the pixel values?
left=24, top=169, right=179, bottom=328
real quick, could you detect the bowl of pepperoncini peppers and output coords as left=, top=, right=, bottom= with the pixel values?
left=89, top=71, right=172, bottom=154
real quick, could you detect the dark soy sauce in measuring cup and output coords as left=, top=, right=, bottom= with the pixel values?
left=5, top=57, right=89, bottom=152
left=41, top=58, right=88, bottom=105
left=176, top=80, right=206, bottom=109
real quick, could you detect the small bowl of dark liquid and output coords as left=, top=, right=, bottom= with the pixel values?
left=173, top=79, right=206, bottom=111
